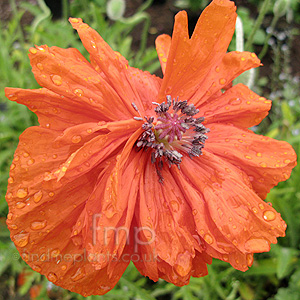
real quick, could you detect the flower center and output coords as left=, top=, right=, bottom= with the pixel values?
left=133, top=95, right=210, bottom=182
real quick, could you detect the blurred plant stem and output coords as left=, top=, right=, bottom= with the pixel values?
left=259, top=13, right=280, bottom=59
left=62, top=0, right=70, bottom=20
left=245, top=0, right=270, bottom=51
left=9, top=0, right=25, bottom=46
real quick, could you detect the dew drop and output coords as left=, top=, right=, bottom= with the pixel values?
left=7, top=213, right=13, bottom=220
left=219, top=78, right=226, bottom=85
left=49, top=192, right=54, bottom=197
left=246, top=253, right=253, bottom=266
left=170, top=200, right=179, bottom=212
left=228, top=97, right=241, bottom=106
left=47, top=272, right=58, bottom=282
left=36, top=63, right=43, bottom=70
left=29, top=48, right=37, bottom=54
left=10, top=224, right=18, bottom=229
left=204, top=233, right=214, bottom=244
left=51, top=75, right=62, bottom=86
left=192, top=209, right=198, bottom=216
left=71, top=267, right=86, bottom=282
left=13, top=232, right=29, bottom=247
left=244, top=155, right=252, bottom=160
left=6, top=192, right=13, bottom=200
left=32, top=265, right=42, bottom=272
left=256, top=152, right=262, bottom=157
left=27, top=159, right=35, bottom=165
left=263, top=210, right=276, bottom=221
left=252, top=207, right=258, bottom=214
left=74, top=88, right=84, bottom=97
left=8, top=177, right=14, bottom=184
left=51, top=248, right=61, bottom=257
left=10, top=164, right=16, bottom=170
left=33, top=191, right=43, bottom=203
left=72, top=135, right=82, bottom=143
left=30, top=220, right=47, bottom=230
left=284, top=159, right=291, bottom=164
left=260, top=162, right=267, bottom=168
left=61, top=264, right=67, bottom=271
left=16, top=188, right=28, bottom=198
left=16, top=202, right=26, bottom=209
left=222, top=254, right=229, bottom=261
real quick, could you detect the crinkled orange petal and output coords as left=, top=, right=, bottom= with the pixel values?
left=198, top=83, right=271, bottom=128
left=157, top=0, right=238, bottom=103
left=6, top=128, right=131, bottom=295
left=133, top=156, right=208, bottom=285
left=190, top=51, right=260, bottom=108
left=155, top=34, right=171, bottom=75
left=69, top=18, right=155, bottom=115
left=5, top=88, right=102, bottom=130
left=28, top=45, right=132, bottom=121
left=176, top=151, right=287, bottom=271
left=206, top=123, right=297, bottom=199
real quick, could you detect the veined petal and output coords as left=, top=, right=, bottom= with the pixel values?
left=133, top=156, right=207, bottom=285
left=199, top=83, right=271, bottom=128
left=5, top=88, right=103, bottom=130
left=69, top=18, right=153, bottom=115
left=206, top=124, right=297, bottom=199
left=155, top=34, right=171, bottom=75
left=191, top=51, right=260, bottom=107
left=28, top=45, right=132, bottom=121
left=157, top=0, right=238, bottom=103
left=177, top=151, right=287, bottom=271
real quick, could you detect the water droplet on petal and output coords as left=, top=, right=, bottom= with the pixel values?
left=260, top=162, right=267, bottom=168
left=72, top=135, right=82, bottom=143
left=246, top=253, right=253, bottom=266
left=13, top=232, right=29, bottom=247
left=30, top=220, right=47, bottom=230
left=61, top=264, right=67, bottom=271
left=263, top=210, right=276, bottom=221
left=204, top=233, right=214, bottom=244
left=16, top=188, right=28, bottom=198
left=74, top=88, right=83, bottom=97
left=228, top=98, right=241, bottom=105
left=47, top=272, right=58, bottom=282
left=32, top=265, right=42, bottom=272
left=10, top=164, right=16, bottom=170
left=29, top=48, right=37, bottom=54
left=219, top=78, right=226, bottom=85
left=33, top=191, right=43, bottom=203
left=7, top=213, right=13, bottom=220
left=222, top=254, right=229, bottom=261
left=170, top=200, right=179, bottom=212
left=37, top=63, right=43, bottom=70
left=245, top=155, right=252, bottom=160
left=27, top=159, right=35, bottom=165
left=16, top=202, right=26, bottom=209
left=51, top=248, right=61, bottom=257
left=8, top=177, right=14, bottom=184
left=51, top=75, right=62, bottom=86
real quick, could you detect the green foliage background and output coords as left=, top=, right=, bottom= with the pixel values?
left=0, top=0, right=299, bottom=299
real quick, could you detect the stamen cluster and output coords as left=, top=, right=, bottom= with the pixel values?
left=135, top=95, right=210, bottom=182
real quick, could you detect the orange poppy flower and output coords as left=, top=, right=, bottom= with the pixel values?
left=5, top=0, right=297, bottom=296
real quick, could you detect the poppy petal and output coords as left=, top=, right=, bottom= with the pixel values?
left=199, top=83, right=271, bottom=128
left=176, top=151, right=287, bottom=271
left=133, top=157, right=208, bottom=285
left=5, top=88, right=103, bottom=130
left=28, top=45, right=132, bottom=121
left=158, top=0, right=238, bottom=102
left=69, top=18, right=152, bottom=115
left=206, top=123, right=297, bottom=199
left=155, top=34, right=171, bottom=75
